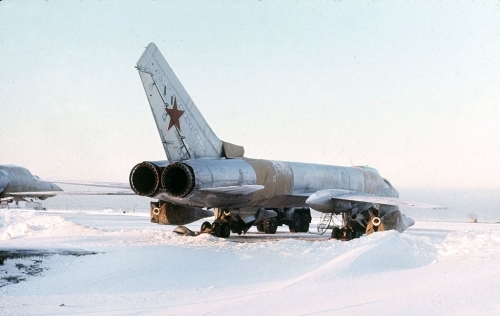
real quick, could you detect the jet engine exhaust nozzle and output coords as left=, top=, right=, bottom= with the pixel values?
left=161, top=162, right=195, bottom=197
left=129, top=162, right=161, bottom=197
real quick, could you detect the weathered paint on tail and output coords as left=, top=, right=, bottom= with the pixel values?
left=136, top=43, right=223, bottom=162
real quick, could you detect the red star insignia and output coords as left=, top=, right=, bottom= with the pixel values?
left=165, top=97, right=185, bottom=131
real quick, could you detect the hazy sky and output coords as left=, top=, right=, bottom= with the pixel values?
left=1, top=1, right=499, bottom=190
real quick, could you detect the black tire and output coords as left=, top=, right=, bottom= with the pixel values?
left=331, top=227, right=341, bottom=239
left=352, top=230, right=362, bottom=239
left=201, top=221, right=212, bottom=232
left=263, top=217, right=278, bottom=234
left=289, top=212, right=302, bottom=232
left=212, top=222, right=223, bottom=237
left=339, top=228, right=352, bottom=241
left=299, top=212, right=310, bottom=232
left=222, top=222, right=231, bottom=238
left=256, top=221, right=264, bottom=232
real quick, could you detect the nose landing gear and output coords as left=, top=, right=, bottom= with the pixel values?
left=330, top=207, right=380, bottom=241
left=197, top=220, right=231, bottom=238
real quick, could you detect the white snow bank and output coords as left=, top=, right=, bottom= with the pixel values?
left=438, top=229, right=500, bottom=259
left=2, top=211, right=500, bottom=315
left=0, top=209, right=100, bottom=241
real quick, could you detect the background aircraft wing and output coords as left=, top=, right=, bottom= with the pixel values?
left=5, top=180, right=135, bottom=200
left=306, top=189, right=446, bottom=213
left=46, top=180, right=131, bottom=189
left=9, top=190, right=135, bottom=197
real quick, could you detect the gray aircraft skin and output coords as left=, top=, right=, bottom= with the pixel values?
left=0, top=164, right=63, bottom=202
left=130, top=43, right=443, bottom=239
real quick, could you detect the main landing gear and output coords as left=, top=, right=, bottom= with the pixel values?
left=211, top=221, right=231, bottom=238
left=198, top=207, right=236, bottom=238
left=199, top=220, right=231, bottom=238
left=256, top=217, right=278, bottom=234
left=255, top=208, right=311, bottom=234
left=173, top=220, right=231, bottom=238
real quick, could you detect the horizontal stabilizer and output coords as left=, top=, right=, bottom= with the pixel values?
left=199, top=185, right=264, bottom=195
left=306, top=189, right=446, bottom=213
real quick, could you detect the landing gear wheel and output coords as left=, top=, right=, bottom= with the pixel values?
left=339, top=227, right=353, bottom=241
left=299, top=212, right=310, bottom=232
left=256, top=221, right=264, bottom=232
left=212, top=222, right=222, bottom=237
left=212, top=221, right=230, bottom=238
left=331, top=227, right=341, bottom=239
left=222, top=222, right=231, bottom=238
left=200, top=221, right=212, bottom=232
left=263, top=217, right=278, bottom=234
left=352, top=230, right=362, bottom=239
left=289, top=212, right=302, bottom=232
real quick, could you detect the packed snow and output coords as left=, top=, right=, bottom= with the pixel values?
left=1, top=208, right=500, bottom=315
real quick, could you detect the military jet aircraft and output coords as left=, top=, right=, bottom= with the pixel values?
left=130, top=43, right=444, bottom=240
left=0, top=164, right=134, bottom=207
left=0, top=165, right=63, bottom=203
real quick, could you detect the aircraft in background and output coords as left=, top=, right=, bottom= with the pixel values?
left=0, top=164, right=134, bottom=208
left=129, top=43, right=444, bottom=240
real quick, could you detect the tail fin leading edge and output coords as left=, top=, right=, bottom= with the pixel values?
left=136, top=43, right=223, bottom=162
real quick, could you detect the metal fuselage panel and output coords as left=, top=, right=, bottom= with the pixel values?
left=0, top=165, right=62, bottom=200
left=152, top=158, right=393, bottom=210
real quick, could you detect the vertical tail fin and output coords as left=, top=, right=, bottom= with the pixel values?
left=136, top=43, right=223, bottom=161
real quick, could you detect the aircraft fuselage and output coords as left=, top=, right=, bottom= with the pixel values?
left=130, top=158, right=399, bottom=214
left=0, top=165, right=62, bottom=200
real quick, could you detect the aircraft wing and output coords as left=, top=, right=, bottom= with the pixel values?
left=45, top=180, right=131, bottom=189
left=199, top=185, right=264, bottom=195
left=306, top=189, right=446, bottom=213
left=7, top=181, right=134, bottom=199
left=9, top=190, right=135, bottom=197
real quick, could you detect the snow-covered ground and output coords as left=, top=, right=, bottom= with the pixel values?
left=1, top=209, right=500, bottom=315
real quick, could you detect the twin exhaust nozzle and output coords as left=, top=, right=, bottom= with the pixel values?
left=129, top=161, right=195, bottom=198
